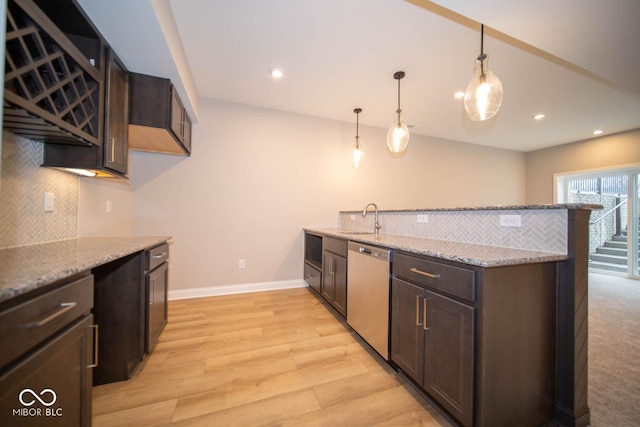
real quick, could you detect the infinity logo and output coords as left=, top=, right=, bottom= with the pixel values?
left=18, top=389, right=57, bottom=407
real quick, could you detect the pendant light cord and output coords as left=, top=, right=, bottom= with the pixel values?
left=479, top=24, right=486, bottom=78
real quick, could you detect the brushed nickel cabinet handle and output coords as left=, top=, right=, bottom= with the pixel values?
left=88, top=324, right=99, bottom=368
left=28, top=302, right=77, bottom=327
left=424, top=299, right=431, bottom=331
left=152, top=252, right=167, bottom=259
left=410, top=268, right=440, bottom=279
left=109, top=138, right=115, bottom=162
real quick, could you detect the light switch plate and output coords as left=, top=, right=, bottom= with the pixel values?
left=43, top=192, right=54, bottom=212
left=499, top=214, right=522, bottom=227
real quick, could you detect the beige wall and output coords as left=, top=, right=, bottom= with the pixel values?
left=122, top=99, right=525, bottom=292
left=525, top=128, right=640, bottom=204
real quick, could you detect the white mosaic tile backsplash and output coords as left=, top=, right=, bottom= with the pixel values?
left=0, top=133, right=79, bottom=248
left=340, top=209, right=568, bottom=254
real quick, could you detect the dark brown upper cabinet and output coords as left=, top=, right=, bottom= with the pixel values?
left=128, top=73, right=192, bottom=156
left=3, top=0, right=105, bottom=146
left=42, top=48, right=130, bottom=178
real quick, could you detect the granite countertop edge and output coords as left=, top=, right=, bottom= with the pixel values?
left=339, top=203, right=603, bottom=214
left=304, top=228, right=567, bottom=268
left=0, top=236, right=171, bottom=304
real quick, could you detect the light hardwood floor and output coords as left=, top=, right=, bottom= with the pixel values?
left=92, top=288, right=452, bottom=426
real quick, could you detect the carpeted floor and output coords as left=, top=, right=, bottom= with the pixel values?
left=588, top=272, right=640, bottom=426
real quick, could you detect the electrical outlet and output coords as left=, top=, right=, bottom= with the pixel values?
left=417, top=214, right=428, bottom=223
left=238, top=259, right=245, bottom=269
left=350, top=214, right=356, bottom=220
left=43, top=192, right=54, bottom=212
left=499, top=215, right=522, bottom=227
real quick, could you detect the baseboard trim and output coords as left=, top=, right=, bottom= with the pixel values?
left=168, top=279, right=308, bottom=301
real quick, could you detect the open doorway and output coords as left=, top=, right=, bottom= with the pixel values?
left=556, top=166, right=640, bottom=279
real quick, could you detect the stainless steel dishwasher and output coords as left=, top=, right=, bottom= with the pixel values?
left=347, top=241, right=391, bottom=360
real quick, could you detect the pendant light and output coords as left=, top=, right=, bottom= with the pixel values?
left=387, top=71, right=409, bottom=153
left=464, top=24, right=503, bottom=121
left=353, top=108, right=365, bottom=168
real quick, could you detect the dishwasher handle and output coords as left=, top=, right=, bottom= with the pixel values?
left=348, top=242, right=390, bottom=261
left=359, top=246, right=372, bottom=255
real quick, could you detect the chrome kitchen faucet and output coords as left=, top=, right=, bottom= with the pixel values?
left=362, top=202, right=381, bottom=236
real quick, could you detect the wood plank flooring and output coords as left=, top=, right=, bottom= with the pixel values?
left=92, top=288, right=452, bottom=426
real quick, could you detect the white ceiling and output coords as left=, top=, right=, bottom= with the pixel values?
left=79, top=0, right=640, bottom=152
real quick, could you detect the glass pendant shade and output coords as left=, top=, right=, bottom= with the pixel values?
left=353, top=136, right=365, bottom=168
left=464, top=54, right=503, bottom=122
left=387, top=110, right=410, bottom=153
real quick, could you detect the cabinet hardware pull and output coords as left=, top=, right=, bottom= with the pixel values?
left=28, top=302, right=77, bottom=327
left=152, top=252, right=167, bottom=259
left=416, top=295, right=422, bottom=326
left=109, top=138, right=115, bottom=162
left=306, top=273, right=314, bottom=279
left=410, top=268, right=440, bottom=279
left=423, top=299, right=431, bottom=331
left=88, top=324, right=99, bottom=368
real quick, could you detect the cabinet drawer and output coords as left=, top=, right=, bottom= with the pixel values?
left=304, top=262, right=322, bottom=293
left=393, top=252, right=476, bottom=302
left=0, top=274, right=94, bottom=367
left=323, top=236, right=347, bottom=257
left=146, top=242, right=169, bottom=272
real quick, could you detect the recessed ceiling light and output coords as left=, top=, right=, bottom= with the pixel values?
left=454, top=91, right=465, bottom=100
left=592, top=129, right=604, bottom=135
left=269, top=68, right=283, bottom=79
left=533, top=113, right=545, bottom=120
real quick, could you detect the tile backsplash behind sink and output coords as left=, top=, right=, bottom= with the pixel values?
left=0, top=132, right=79, bottom=248
left=340, top=208, right=568, bottom=254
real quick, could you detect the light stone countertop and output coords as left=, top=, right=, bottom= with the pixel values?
left=0, top=236, right=171, bottom=304
left=339, top=203, right=602, bottom=213
left=305, top=228, right=567, bottom=268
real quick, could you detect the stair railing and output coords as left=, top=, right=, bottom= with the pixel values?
left=589, top=198, right=628, bottom=253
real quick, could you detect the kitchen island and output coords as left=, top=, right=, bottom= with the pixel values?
left=305, top=204, right=600, bottom=427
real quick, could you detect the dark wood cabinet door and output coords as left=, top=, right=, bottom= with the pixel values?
left=169, top=86, right=184, bottom=143
left=146, top=262, right=168, bottom=353
left=0, top=315, right=94, bottom=427
left=182, top=112, right=192, bottom=153
left=321, top=252, right=335, bottom=303
left=423, top=289, right=474, bottom=427
left=332, top=255, right=347, bottom=317
left=103, top=49, right=128, bottom=174
left=390, top=278, right=424, bottom=385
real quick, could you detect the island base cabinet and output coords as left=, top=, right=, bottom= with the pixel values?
left=391, top=277, right=474, bottom=427
left=423, top=288, right=474, bottom=427
left=0, top=315, right=94, bottom=427
left=321, top=252, right=347, bottom=316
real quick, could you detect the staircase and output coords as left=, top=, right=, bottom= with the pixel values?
left=589, top=234, right=629, bottom=273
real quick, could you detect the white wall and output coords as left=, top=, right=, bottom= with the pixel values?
left=120, top=99, right=525, bottom=293
left=78, top=177, right=133, bottom=237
